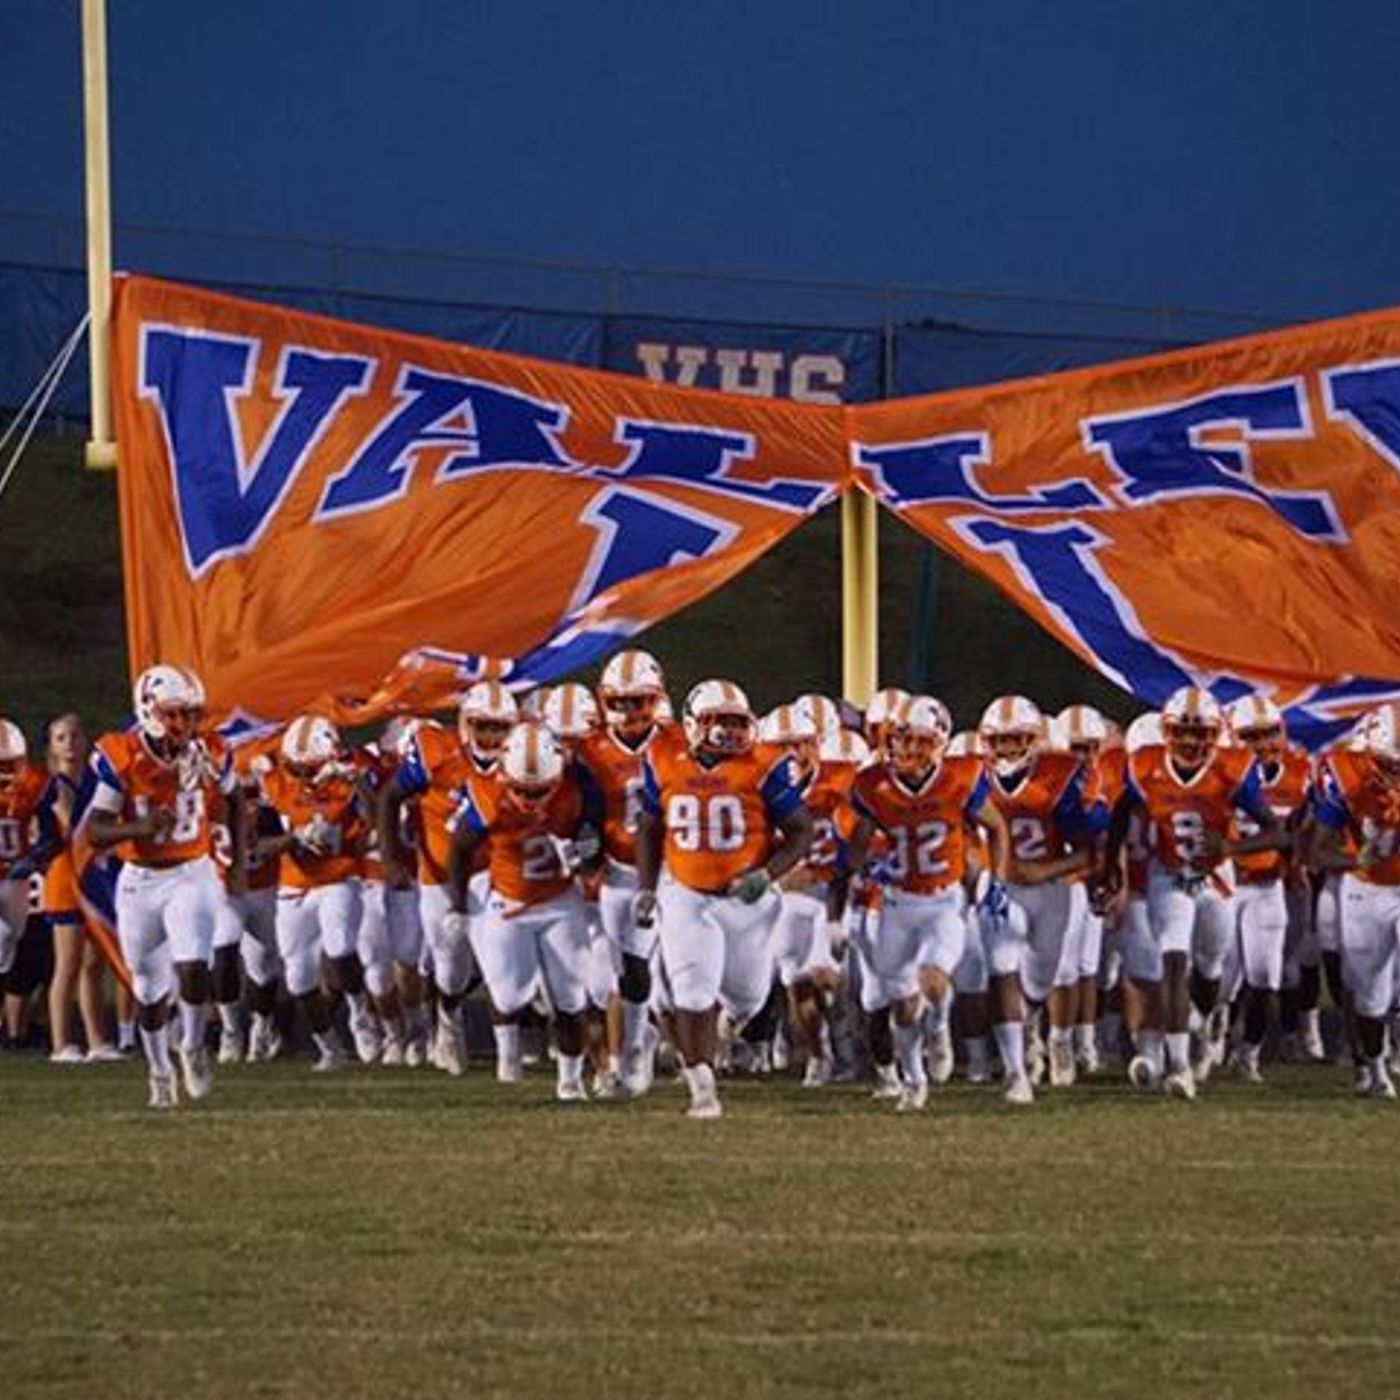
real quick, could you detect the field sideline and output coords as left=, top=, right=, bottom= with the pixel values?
left=1, top=1057, right=1395, bottom=1400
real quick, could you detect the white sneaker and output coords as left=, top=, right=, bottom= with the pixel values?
left=435, top=1018, right=467, bottom=1077
left=1191, top=1035, right=1216, bottom=1084
left=622, top=1023, right=659, bottom=1097
left=895, top=1081, right=929, bottom=1112
left=1164, top=1068, right=1197, bottom=1101
left=685, top=1064, right=723, bottom=1119
left=404, top=1035, right=427, bottom=1069
left=1002, top=1072, right=1034, bottom=1106
left=380, top=1031, right=406, bottom=1068
left=591, top=1069, right=624, bottom=1100
left=871, top=1064, right=903, bottom=1100
left=1076, top=1039, right=1101, bottom=1077
left=801, top=1056, right=833, bottom=1088
left=147, top=1071, right=179, bottom=1110
left=351, top=1012, right=384, bottom=1066
left=927, top=1027, right=955, bottom=1085
left=49, top=1044, right=86, bottom=1065
left=495, top=1056, right=525, bottom=1084
left=178, top=1045, right=214, bottom=1101
left=247, top=1016, right=281, bottom=1063
left=1048, top=1037, right=1076, bottom=1088
left=1127, top=1054, right=1160, bottom=1090
left=217, top=1026, right=246, bottom=1066
left=1026, top=1029, right=1047, bottom=1086
left=771, top=1027, right=790, bottom=1072
left=556, top=1077, right=589, bottom=1103
left=1299, top=1013, right=1326, bottom=1062
left=312, top=1043, right=351, bottom=1073
left=85, top=1043, right=125, bottom=1064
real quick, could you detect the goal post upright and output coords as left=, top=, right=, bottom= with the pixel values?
left=82, top=0, right=117, bottom=471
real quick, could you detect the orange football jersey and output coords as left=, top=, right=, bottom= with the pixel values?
left=398, top=725, right=487, bottom=886
left=986, top=750, right=1103, bottom=868
left=1233, top=747, right=1311, bottom=883
left=0, top=763, right=57, bottom=880
left=1312, top=749, right=1400, bottom=886
left=802, top=759, right=858, bottom=881
left=456, top=769, right=586, bottom=906
left=577, top=724, right=675, bottom=866
left=1127, top=743, right=1268, bottom=874
left=259, top=766, right=367, bottom=890
left=89, top=731, right=232, bottom=866
left=643, top=730, right=803, bottom=895
left=851, top=754, right=989, bottom=894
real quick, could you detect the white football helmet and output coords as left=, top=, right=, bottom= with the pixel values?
left=759, top=702, right=820, bottom=747
left=458, top=680, right=519, bottom=764
left=379, top=715, right=421, bottom=759
left=1162, top=686, right=1223, bottom=766
left=598, top=649, right=668, bottom=740
left=281, top=715, right=342, bottom=780
left=890, top=694, right=950, bottom=781
left=683, top=679, right=756, bottom=757
left=796, top=694, right=841, bottom=737
left=1125, top=711, right=1165, bottom=753
left=543, top=683, right=600, bottom=741
left=819, top=727, right=871, bottom=766
left=133, top=663, right=206, bottom=747
left=501, top=720, right=566, bottom=808
left=979, top=695, right=1045, bottom=776
left=1227, top=693, right=1286, bottom=760
left=1055, top=704, right=1108, bottom=759
left=0, top=718, right=26, bottom=790
left=865, top=687, right=911, bottom=755
left=945, top=729, right=986, bottom=759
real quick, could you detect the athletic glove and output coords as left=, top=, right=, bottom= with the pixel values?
left=727, top=868, right=772, bottom=904
left=978, top=878, right=1010, bottom=921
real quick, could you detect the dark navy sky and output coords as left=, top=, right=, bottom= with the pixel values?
left=5, top=0, right=1400, bottom=324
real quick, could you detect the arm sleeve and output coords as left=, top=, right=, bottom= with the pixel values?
left=761, top=757, right=803, bottom=820
left=640, top=760, right=662, bottom=817
left=447, top=786, right=488, bottom=837
left=1052, top=768, right=1108, bottom=839
left=963, top=771, right=991, bottom=826
left=1309, top=763, right=1350, bottom=831
left=1233, top=762, right=1276, bottom=826
left=395, top=737, right=430, bottom=797
left=87, top=748, right=125, bottom=815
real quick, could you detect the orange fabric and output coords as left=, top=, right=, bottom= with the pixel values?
left=1128, top=744, right=1257, bottom=873
left=1322, top=750, right=1400, bottom=886
left=411, top=726, right=483, bottom=887
left=92, top=732, right=219, bottom=867
left=647, top=730, right=791, bottom=895
left=0, top=765, right=52, bottom=878
left=986, top=751, right=1086, bottom=865
left=463, top=770, right=584, bottom=906
left=41, top=846, right=80, bottom=912
left=258, top=766, right=366, bottom=889
left=851, top=755, right=985, bottom=894
left=1234, top=748, right=1311, bottom=882
left=578, top=724, right=673, bottom=866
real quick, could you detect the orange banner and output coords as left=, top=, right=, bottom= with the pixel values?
left=112, top=276, right=845, bottom=724
left=113, top=277, right=1400, bottom=746
left=849, top=306, right=1400, bottom=745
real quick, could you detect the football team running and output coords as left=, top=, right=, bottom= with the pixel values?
left=1, top=650, right=1397, bottom=1119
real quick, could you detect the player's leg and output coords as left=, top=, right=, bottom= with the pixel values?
left=656, top=880, right=728, bottom=1118
left=1148, top=870, right=1199, bottom=1098
left=1075, top=908, right=1105, bottom=1075
left=420, top=881, right=476, bottom=1076
left=1340, top=878, right=1400, bottom=1097
left=952, top=910, right=992, bottom=1084
left=166, top=861, right=220, bottom=1101
left=1043, top=883, right=1085, bottom=1088
left=210, top=885, right=248, bottom=1064
left=1233, top=882, right=1286, bottom=1081
left=114, top=866, right=178, bottom=1107
left=1188, top=887, right=1235, bottom=1083
left=535, top=890, right=594, bottom=1101
left=385, top=884, right=428, bottom=1065
left=599, top=865, right=657, bottom=1095
left=240, top=889, right=283, bottom=1062
left=914, top=888, right=967, bottom=1099
left=276, top=888, right=344, bottom=1069
left=985, top=895, right=1034, bottom=1103
left=355, top=881, right=401, bottom=1064
left=319, top=880, right=373, bottom=1064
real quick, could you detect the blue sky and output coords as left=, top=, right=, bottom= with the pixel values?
left=5, top=0, right=1399, bottom=324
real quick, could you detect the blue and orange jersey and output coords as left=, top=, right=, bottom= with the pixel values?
left=851, top=755, right=989, bottom=894
left=0, top=763, right=59, bottom=880
left=577, top=723, right=677, bottom=867
left=987, top=750, right=1106, bottom=869
left=396, top=725, right=490, bottom=886
left=1127, top=743, right=1269, bottom=874
left=1311, top=749, right=1400, bottom=886
left=88, top=730, right=234, bottom=867
left=258, top=764, right=367, bottom=890
left=642, top=731, right=803, bottom=895
left=454, top=767, right=592, bottom=906
left=801, top=758, right=859, bottom=882
left=1233, top=747, right=1311, bottom=883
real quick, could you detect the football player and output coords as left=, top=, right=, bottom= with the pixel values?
left=84, top=665, right=243, bottom=1108
left=1224, top=695, right=1312, bottom=1081
left=576, top=650, right=673, bottom=1096
left=256, top=717, right=371, bottom=1070
left=1104, top=687, right=1284, bottom=1099
left=0, top=719, right=62, bottom=989
left=446, top=719, right=602, bottom=1099
left=1308, top=702, right=1400, bottom=1097
left=979, top=696, right=1108, bottom=1093
left=379, top=680, right=518, bottom=1075
left=846, top=696, right=1010, bottom=1110
left=634, top=680, right=812, bottom=1119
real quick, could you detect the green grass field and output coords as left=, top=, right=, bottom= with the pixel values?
left=2, top=1056, right=1396, bottom=1400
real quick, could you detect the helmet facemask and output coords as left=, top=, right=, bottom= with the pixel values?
left=891, top=725, right=944, bottom=785
left=986, top=729, right=1038, bottom=778
left=602, top=689, right=660, bottom=742
left=1165, top=717, right=1219, bottom=769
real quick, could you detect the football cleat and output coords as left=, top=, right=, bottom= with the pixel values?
left=1048, top=1037, right=1077, bottom=1088
left=895, top=1081, right=930, bottom=1113
left=870, top=1064, right=903, bottom=1100
left=1164, top=1068, right=1198, bottom=1101
left=147, top=1072, right=179, bottom=1110
left=178, top=1045, right=214, bottom=1101
left=217, top=1025, right=247, bottom=1066
left=1002, top=1072, right=1035, bottom=1106
left=802, top=1055, right=833, bottom=1088
left=927, top=1026, right=955, bottom=1085
left=435, top=1015, right=468, bottom=1077
left=556, top=1077, right=589, bottom=1103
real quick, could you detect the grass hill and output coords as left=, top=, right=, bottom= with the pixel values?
left=0, top=430, right=1128, bottom=740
